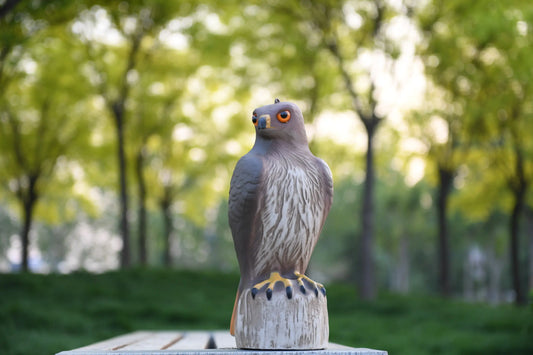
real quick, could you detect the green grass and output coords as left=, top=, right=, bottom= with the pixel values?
left=0, top=269, right=531, bottom=354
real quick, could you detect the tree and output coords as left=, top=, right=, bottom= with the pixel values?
left=128, top=48, right=182, bottom=266
left=126, top=1, right=239, bottom=265
left=419, top=0, right=533, bottom=303
left=0, top=28, right=91, bottom=271
left=407, top=91, right=470, bottom=295
left=73, top=1, right=190, bottom=267
left=466, top=1, right=533, bottom=305
left=280, top=0, right=414, bottom=299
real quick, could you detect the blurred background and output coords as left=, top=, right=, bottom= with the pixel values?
left=1, top=0, right=533, bottom=305
left=2, top=1, right=533, bottom=354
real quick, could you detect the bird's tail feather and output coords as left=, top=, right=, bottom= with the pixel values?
left=230, top=289, right=240, bottom=336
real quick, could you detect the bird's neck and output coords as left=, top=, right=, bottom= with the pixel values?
left=252, top=136, right=311, bottom=156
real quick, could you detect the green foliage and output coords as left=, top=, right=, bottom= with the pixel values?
left=0, top=24, right=95, bottom=224
left=0, top=269, right=236, bottom=354
left=0, top=0, right=531, bottom=306
left=417, top=0, right=533, bottom=218
left=0, top=270, right=531, bottom=355
left=329, top=285, right=533, bottom=354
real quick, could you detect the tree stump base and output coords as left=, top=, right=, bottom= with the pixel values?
left=234, top=281, right=329, bottom=350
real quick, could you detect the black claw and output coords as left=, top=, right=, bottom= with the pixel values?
left=251, top=288, right=258, bottom=299
left=314, top=288, right=319, bottom=297
left=286, top=286, right=293, bottom=299
left=300, top=285, right=306, bottom=294
left=320, top=287, right=326, bottom=296
left=266, top=288, right=273, bottom=300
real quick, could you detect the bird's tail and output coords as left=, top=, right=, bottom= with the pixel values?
left=230, top=289, right=240, bottom=336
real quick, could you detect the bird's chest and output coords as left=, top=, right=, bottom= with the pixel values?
left=261, top=161, right=320, bottom=212
left=253, top=158, right=324, bottom=274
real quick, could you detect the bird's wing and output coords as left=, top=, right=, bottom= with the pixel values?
left=315, top=157, right=333, bottom=226
left=228, top=153, right=264, bottom=283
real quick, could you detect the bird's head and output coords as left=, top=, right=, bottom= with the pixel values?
left=251, top=99, right=308, bottom=145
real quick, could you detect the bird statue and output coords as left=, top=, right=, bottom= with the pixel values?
left=228, top=99, right=333, bottom=338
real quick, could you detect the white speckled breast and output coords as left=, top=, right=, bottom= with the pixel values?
left=252, top=153, right=325, bottom=277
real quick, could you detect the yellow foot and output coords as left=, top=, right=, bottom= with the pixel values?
left=251, top=272, right=293, bottom=300
left=295, top=271, right=326, bottom=297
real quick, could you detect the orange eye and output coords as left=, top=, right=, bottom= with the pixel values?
left=252, top=113, right=258, bottom=126
left=277, top=110, right=291, bottom=123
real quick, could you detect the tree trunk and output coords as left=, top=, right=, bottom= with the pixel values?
left=323, top=24, right=383, bottom=300
left=508, top=142, right=527, bottom=305
left=161, top=192, right=173, bottom=267
left=21, top=202, right=31, bottom=272
left=113, top=102, right=131, bottom=269
left=358, top=117, right=378, bottom=300
left=135, top=148, right=147, bottom=266
left=510, top=188, right=526, bottom=305
left=21, top=198, right=35, bottom=272
left=527, top=206, right=533, bottom=294
left=437, top=166, right=454, bottom=297
left=107, top=31, right=143, bottom=269
left=20, top=174, right=38, bottom=272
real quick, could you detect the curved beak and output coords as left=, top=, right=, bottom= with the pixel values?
left=257, top=114, right=271, bottom=130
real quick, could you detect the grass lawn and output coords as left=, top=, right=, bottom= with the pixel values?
left=0, top=269, right=531, bottom=354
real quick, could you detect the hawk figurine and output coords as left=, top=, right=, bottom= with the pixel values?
left=228, top=99, right=333, bottom=335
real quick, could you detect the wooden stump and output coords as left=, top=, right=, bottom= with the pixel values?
left=234, top=280, right=329, bottom=350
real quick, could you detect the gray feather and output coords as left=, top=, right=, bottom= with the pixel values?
left=228, top=153, right=264, bottom=285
